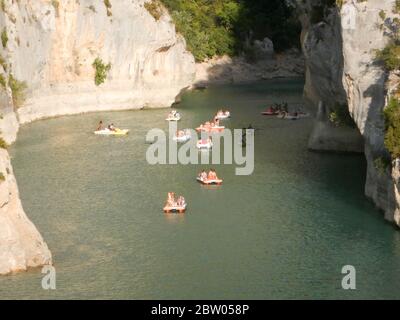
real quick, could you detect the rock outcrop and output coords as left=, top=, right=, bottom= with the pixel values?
left=194, top=49, right=304, bottom=86
left=0, top=149, right=51, bottom=275
left=298, top=0, right=400, bottom=226
left=0, top=0, right=196, bottom=275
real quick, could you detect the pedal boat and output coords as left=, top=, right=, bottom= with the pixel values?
left=196, top=140, right=213, bottom=149
left=94, top=128, right=130, bottom=136
left=196, top=177, right=223, bottom=185
left=163, top=203, right=187, bottom=213
left=215, top=111, right=230, bottom=120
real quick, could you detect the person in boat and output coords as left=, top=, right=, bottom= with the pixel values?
left=177, top=196, right=186, bottom=207
left=108, top=123, right=116, bottom=131
left=97, top=121, right=103, bottom=131
left=214, top=119, right=220, bottom=126
left=199, top=170, right=207, bottom=181
left=167, top=192, right=175, bottom=206
left=208, top=169, right=217, bottom=180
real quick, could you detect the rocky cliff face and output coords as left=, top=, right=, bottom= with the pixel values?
left=0, top=0, right=195, bottom=275
left=298, top=0, right=400, bottom=226
left=2, top=0, right=195, bottom=125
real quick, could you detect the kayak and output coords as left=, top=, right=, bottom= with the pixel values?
left=196, top=126, right=225, bottom=133
left=196, top=177, right=223, bottom=185
left=94, top=128, right=130, bottom=135
left=163, top=204, right=187, bottom=213
left=196, top=140, right=213, bottom=149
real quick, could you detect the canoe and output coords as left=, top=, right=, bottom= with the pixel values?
left=94, top=129, right=130, bottom=136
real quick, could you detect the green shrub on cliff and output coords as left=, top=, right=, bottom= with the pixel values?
left=374, top=156, right=391, bottom=175
left=0, top=74, right=6, bottom=89
left=0, top=137, right=8, bottom=149
left=145, top=0, right=163, bottom=21
left=8, top=75, right=27, bottom=108
left=329, top=103, right=356, bottom=127
left=1, top=28, right=8, bottom=48
left=384, top=97, right=400, bottom=159
left=376, top=42, right=400, bottom=71
left=92, top=58, right=111, bottom=86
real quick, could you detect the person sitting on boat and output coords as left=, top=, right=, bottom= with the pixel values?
left=208, top=169, right=217, bottom=180
left=108, top=123, right=116, bottom=131
left=199, top=170, right=207, bottom=181
left=214, top=119, right=220, bottom=126
left=97, top=121, right=103, bottom=131
left=166, top=192, right=175, bottom=206
left=176, top=196, right=185, bottom=207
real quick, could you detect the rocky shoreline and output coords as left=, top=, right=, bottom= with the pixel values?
left=193, top=49, right=304, bottom=87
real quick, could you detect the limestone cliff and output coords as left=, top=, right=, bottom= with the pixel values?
left=298, top=0, right=400, bottom=226
left=1, top=0, right=195, bottom=125
left=0, top=0, right=195, bottom=275
left=0, top=149, right=51, bottom=275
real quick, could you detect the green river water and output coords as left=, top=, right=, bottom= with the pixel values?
left=1, top=79, right=400, bottom=299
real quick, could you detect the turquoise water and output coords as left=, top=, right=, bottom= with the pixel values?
left=2, top=79, right=400, bottom=299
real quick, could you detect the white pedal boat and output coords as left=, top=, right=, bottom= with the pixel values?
left=166, top=113, right=181, bottom=121
left=215, top=111, right=230, bottom=120
left=196, top=140, right=213, bottom=149
left=173, top=133, right=192, bottom=143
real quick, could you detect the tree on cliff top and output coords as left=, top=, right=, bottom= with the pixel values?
left=160, top=0, right=301, bottom=61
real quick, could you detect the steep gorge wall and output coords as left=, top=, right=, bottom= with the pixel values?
left=4, top=0, right=195, bottom=125
left=299, top=0, right=400, bottom=226
left=0, top=0, right=195, bottom=275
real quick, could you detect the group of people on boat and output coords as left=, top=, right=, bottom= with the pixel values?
left=176, top=129, right=190, bottom=138
left=166, top=110, right=181, bottom=121
left=263, top=103, right=288, bottom=115
left=215, top=109, right=230, bottom=120
left=197, top=119, right=222, bottom=132
left=165, top=192, right=186, bottom=208
left=198, top=169, right=219, bottom=181
left=97, top=121, right=117, bottom=132
left=262, top=102, right=309, bottom=120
